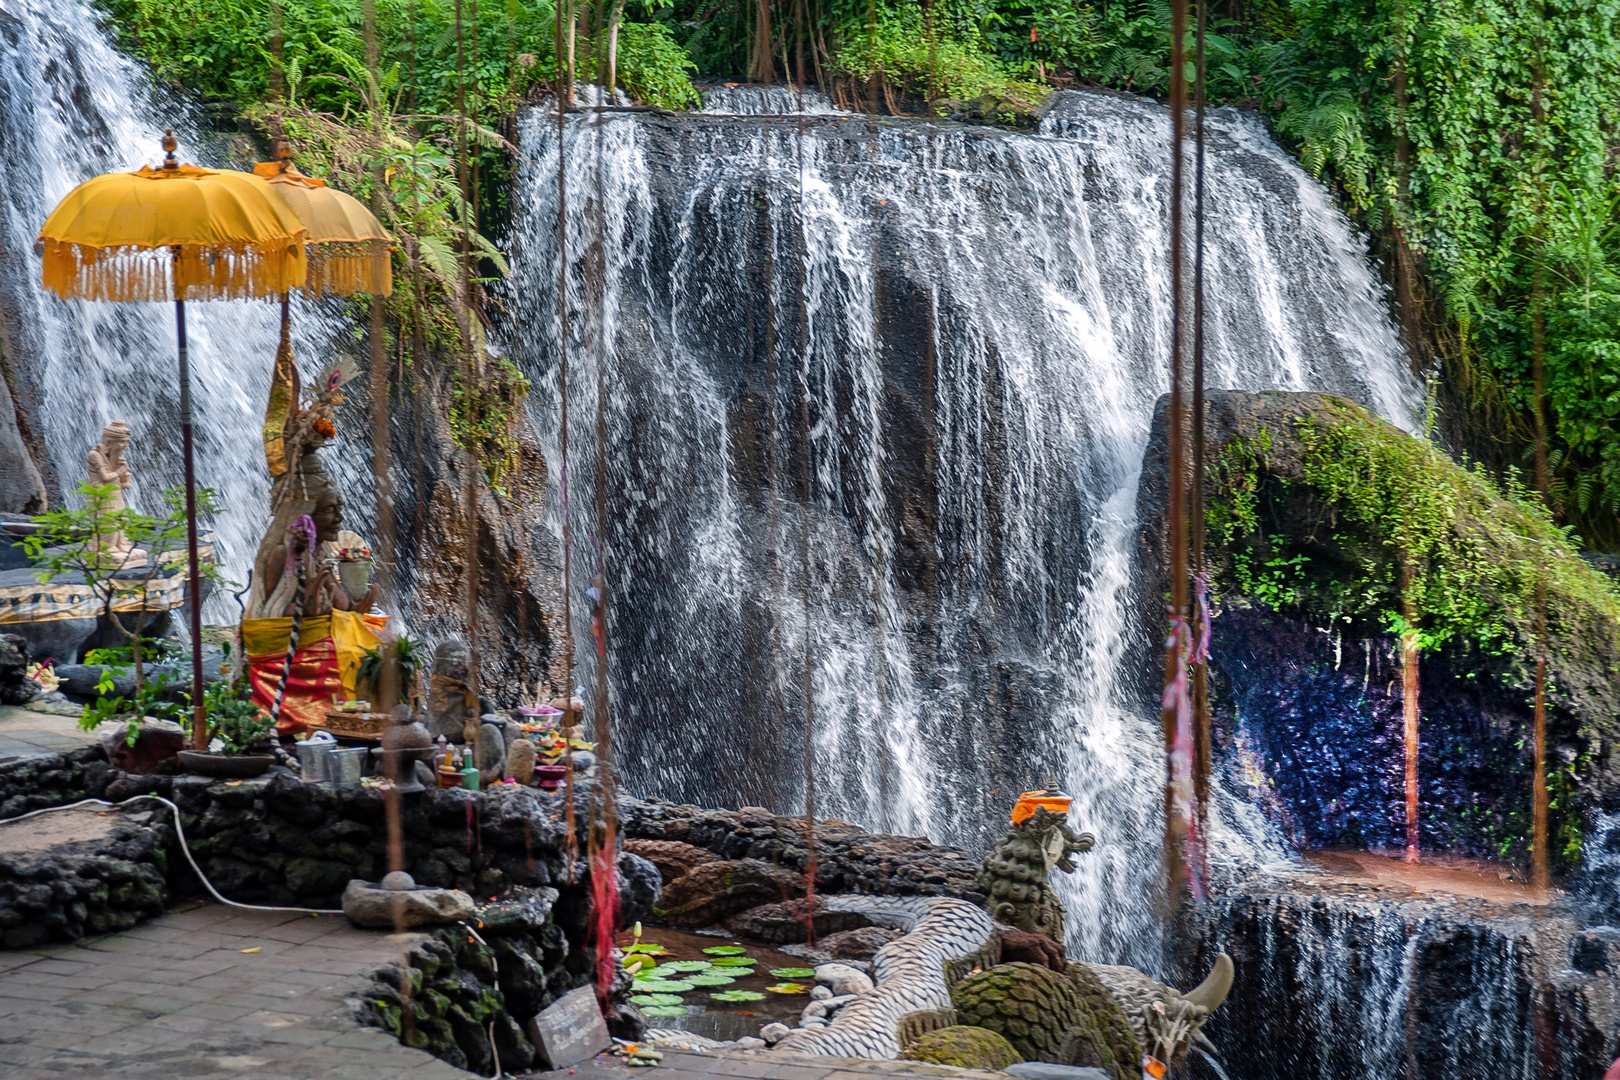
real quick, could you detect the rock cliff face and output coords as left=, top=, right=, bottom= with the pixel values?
left=1138, top=390, right=1620, bottom=866
left=1174, top=865, right=1620, bottom=1080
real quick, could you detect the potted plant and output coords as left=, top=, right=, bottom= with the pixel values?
left=176, top=680, right=277, bottom=777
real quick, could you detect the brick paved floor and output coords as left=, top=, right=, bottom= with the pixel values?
left=0, top=704, right=98, bottom=761
left=535, top=1048, right=1008, bottom=1080
left=0, top=899, right=464, bottom=1079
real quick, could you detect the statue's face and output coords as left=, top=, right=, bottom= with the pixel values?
left=312, top=491, right=344, bottom=541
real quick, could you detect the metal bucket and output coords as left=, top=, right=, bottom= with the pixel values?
left=329, top=746, right=367, bottom=788
left=295, top=740, right=334, bottom=784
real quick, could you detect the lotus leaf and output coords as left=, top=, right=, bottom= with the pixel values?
left=769, top=967, right=817, bottom=978
left=626, top=944, right=670, bottom=955
left=766, top=982, right=809, bottom=994
left=630, top=993, right=684, bottom=1006
left=642, top=1005, right=689, bottom=1018
left=635, top=965, right=683, bottom=979
left=634, top=979, right=697, bottom=992
left=664, top=960, right=713, bottom=972
left=702, top=945, right=748, bottom=956
left=710, top=990, right=766, bottom=1002
left=685, top=973, right=738, bottom=986
left=709, top=957, right=757, bottom=967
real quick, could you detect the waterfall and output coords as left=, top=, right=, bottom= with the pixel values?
left=0, top=0, right=357, bottom=618
left=506, top=89, right=1423, bottom=972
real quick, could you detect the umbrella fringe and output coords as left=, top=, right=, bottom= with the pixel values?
left=303, top=243, right=394, bottom=298
left=41, top=239, right=307, bottom=302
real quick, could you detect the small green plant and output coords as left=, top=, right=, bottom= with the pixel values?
left=26, top=482, right=230, bottom=745
left=204, top=679, right=274, bottom=753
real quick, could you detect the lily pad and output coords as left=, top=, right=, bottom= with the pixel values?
left=626, top=944, right=670, bottom=955
left=685, top=973, right=738, bottom=987
left=765, top=982, right=809, bottom=994
left=709, top=956, right=757, bottom=968
left=702, top=945, right=748, bottom=956
left=642, top=1005, right=689, bottom=1018
left=634, top=979, right=697, bottom=993
left=635, top=965, right=684, bottom=979
left=710, top=989, right=767, bottom=1002
left=664, top=960, right=713, bottom=972
left=769, top=967, right=817, bottom=978
left=630, top=993, right=685, bottom=1007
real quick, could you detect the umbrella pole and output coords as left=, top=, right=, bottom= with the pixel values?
left=176, top=296, right=207, bottom=751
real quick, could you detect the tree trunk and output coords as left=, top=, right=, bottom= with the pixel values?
left=750, top=0, right=773, bottom=82
left=605, top=0, right=625, bottom=95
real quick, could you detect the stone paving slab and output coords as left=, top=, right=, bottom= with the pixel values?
left=0, top=703, right=98, bottom=761
left=531, top=1047, right=1012, bottom=1080
left=0, top=899, right=465, bottom=1079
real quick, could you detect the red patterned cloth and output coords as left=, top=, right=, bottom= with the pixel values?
left=247, top=634, right=343, bottom=737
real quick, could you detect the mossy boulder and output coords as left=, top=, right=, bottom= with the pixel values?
left=1138, top=390, right=1620, bottom=859
left=901, top=1026, right=1022, bottom=1070
left=949, top=962, right=1141, bottom=1080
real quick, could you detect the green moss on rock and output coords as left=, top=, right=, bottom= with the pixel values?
left=949, top=963, right=1141, bottom=1080
left=900, top=1025, right=1023, bottom=1069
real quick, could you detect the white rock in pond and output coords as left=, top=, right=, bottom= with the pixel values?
left=759, top=1023, right=791, bottom=1045
left=801, top=1001, right=828, bottom=1020
left=801, top=1016, right=827, bottom=1028
left=809, top=984, right=833, bottom=1001
left=381, top=870, right=416, bottom=891
left=734, top=1037, right=767, bottom=1049
left=813, top=963, right=874, bottom=997
left=821, top=994, right=857, bottom=1010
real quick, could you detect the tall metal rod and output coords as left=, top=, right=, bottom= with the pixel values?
left=177, top=294, right=207, bottom=751
left=1161, top=0, right=1192, bottom=904
left=1190, top=0, right=1210, bottom=828
left=556, top=1, right=581, bottom=877
left=795, top=101, right=818, bottom=940
left=1529, top=35, right=1551, bottom=896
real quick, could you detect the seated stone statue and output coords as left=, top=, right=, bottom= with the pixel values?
left=86, top=421, right=147, bottom=569
left=977, top=788, right=1095, bottom=943
left=241, top=450, right=383, bottom=736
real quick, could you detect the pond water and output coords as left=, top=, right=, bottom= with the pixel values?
left=614, top=926, right=817, bottom=1041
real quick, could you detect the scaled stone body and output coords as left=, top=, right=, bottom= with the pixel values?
left=976, top=807, right=1094, bottom=941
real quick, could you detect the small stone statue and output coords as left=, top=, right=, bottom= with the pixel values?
left=425, top=637, right=474, bottom=741
left=504, top=735, right=536, bottom=783
left=86, top=421, right=147, bottom=568
left=977, top=796, right=1095, bottom=943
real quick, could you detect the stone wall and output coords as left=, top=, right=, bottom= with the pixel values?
left=620, top=797, right=985, bottom=902
left=0, top=806, right=171, bottom=948
left=0, top=745, right=110, bottom=819
left=364, top=886, right=588, bottom=1075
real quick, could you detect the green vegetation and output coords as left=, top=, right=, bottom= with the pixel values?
left=1207, top=400, right=1620, bottom=657
left=26, top=482, right=230, bottom=743
left=98, top=0, right=1620, bottom=547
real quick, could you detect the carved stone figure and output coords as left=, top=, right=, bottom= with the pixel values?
left=425, top=637, right=474, bottom=741
left=248, top=452, right=378, bottom=619
left=976, top=806, right=1095, bottom=942
left=949, top=955, right=1234, bottom=1076
left=86, top=421, right=146, bottom=568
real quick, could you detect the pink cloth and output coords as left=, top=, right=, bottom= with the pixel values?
left=1604, top=1058, right=1620, bottom=1080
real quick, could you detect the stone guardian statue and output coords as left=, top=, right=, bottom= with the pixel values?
left=86, top=420, right=147, bottom=569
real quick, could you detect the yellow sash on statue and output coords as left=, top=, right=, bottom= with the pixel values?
left=240, top=609, right=379, bottom=698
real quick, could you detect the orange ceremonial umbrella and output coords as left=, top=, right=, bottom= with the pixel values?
left=38, top=129, right=309, bottom=750
left=253, top=146, right=392, bottom=478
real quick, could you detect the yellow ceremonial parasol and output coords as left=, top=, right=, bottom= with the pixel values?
left=38, top=129, right=309, bottom=749
left=253, top=146, right=393, bottom=478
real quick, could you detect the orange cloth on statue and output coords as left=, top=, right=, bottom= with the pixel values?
left=243, top=610, right=380, bottom=736
left=248, top=634, right=342, bottom=736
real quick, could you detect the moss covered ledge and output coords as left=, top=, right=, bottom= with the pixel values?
left=1139, top=391, right=1620, bottom=864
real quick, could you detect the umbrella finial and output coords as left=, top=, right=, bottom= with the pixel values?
left=161, top=128, right=179, bottom=170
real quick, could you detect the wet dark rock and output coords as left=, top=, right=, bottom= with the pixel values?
left=724, top=897, right=876, bottom=945
left=815, top=924, right=899, bottom=961
left=1177, top=869, right=1620, bottom=1080
left=621, top=838, right=717, bottom=884
left=656, top=857, right=803, bottom=926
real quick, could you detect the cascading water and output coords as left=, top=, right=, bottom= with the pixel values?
left=0, top=0, right=356, bottom=617
left=506, top=89, right=1422, bottom=973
